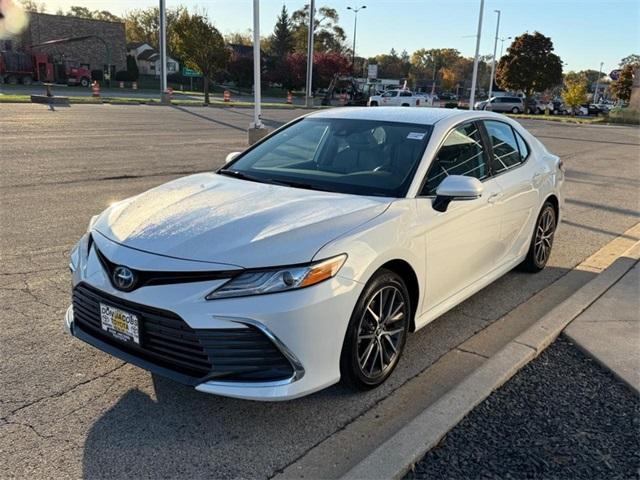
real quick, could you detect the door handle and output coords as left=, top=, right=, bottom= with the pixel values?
left=487, top=193, right=501, bottom=204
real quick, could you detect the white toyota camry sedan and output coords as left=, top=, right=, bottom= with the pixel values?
left=66, top=107, right=563, bottom=401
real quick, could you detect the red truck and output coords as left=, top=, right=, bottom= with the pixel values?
left=0, top=51, right=92, bottom=87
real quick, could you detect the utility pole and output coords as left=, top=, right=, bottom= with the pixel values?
left=488, top=9, right=500, bottom=100
left=469, top=0, right=484, bottom=110
left=252, top=0, right=263, bottom=129
left=347, top=5, right=366, bottom=75
left=159, top=0, right=168, bottom=103
left=305, top=0, right=316, bottom=108
left=594, top=61, right=604, bottom=102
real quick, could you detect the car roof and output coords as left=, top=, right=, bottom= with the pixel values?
left=308, top=106, right=474, bottom=126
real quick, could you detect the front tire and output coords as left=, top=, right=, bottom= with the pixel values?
left=519, top=202, right=557, bottom=272
left=511, top=107, right=521, bottom=114
left=369, top=101, right=378, bottom=106
left=340, top=269, right=410, bottom=390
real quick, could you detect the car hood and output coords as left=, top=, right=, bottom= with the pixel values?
left=93, top=173, right=390, bottom=268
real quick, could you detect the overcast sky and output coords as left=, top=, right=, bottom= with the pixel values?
left=45, top=0, right=640, bottom=73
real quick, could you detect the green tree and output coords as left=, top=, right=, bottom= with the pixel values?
left=291, top=4, right=346, bottom=53
left=610, top=64, right=636, bottom=102
left=496, top=32, right=563, bottom=110
left=173, top=10, right=229, bottom=104
left=562, top=79, right=587, bottom=114
left=126, top=54, right=139, bottom=81
left=271, top=5, right=294, bottom=58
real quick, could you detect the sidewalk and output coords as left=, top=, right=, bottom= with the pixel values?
left=565, top=264, right=640, bottom=393
left=343, top=239, right=640, bottom=480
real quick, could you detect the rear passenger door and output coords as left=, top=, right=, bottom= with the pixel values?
left=482, top=120, right=540, bottom=265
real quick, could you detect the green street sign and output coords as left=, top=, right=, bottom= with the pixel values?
left=182, top=67, right=202, bottom=78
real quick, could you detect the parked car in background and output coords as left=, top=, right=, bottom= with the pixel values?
left=475, top=96, right=524, bottom=113
left=368, top=89, right=429, bottom=107
left=65, top=107, right=564, bottom=401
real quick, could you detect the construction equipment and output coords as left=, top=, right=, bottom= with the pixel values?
left=321, top=74, right=377, bottom=106
left=0, top=51, right=91, bottom=87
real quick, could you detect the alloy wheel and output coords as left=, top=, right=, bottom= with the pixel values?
left=534, top=208, right=555, bottom=267
left=356, top=285, right=407, bottom=379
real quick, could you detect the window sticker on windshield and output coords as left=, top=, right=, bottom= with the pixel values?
left=407, top=132, right=426, bottom=140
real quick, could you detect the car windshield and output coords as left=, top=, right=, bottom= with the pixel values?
left=221, top=118, right=432, bottom=197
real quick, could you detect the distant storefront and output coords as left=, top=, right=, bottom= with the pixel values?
left=1, top=12, right=126, bottom=78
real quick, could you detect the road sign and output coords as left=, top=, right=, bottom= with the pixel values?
left=609, top=69, right=622, bottom=81
left=367, top=64, right=378, bottom=80
left=182, top=67, right=202, bottom=78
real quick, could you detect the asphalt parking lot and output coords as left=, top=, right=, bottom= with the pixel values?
left=1, top=104, right=639, bottom=478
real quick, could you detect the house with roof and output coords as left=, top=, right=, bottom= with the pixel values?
left=127, top=42, right=179, bottom=76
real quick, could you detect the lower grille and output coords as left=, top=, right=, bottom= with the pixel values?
left=72, top=283, right=294, bottom=383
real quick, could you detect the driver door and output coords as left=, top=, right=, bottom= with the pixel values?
left=415, top=121, right=503, bottom=313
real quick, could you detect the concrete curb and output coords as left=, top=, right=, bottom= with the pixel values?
left=342, top=241, right=640, bottom=480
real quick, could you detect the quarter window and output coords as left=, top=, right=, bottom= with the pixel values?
left=515, top=130, right=530, bottom=160
left=484, top=120, right=523, bottom=173
left=421, top=122, right=488, bottom=196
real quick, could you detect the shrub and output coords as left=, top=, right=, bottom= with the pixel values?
left=444, top=101, right=458, bottom=109
left=606, top=108, right=640, bottom=125
left=114, top=70, right=131, bottom=82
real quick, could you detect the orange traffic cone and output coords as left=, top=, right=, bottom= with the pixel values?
left=223, top=90, right=231, bottom=102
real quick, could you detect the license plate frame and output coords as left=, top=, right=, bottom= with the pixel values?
left=100, top=303, right=140, bottom=345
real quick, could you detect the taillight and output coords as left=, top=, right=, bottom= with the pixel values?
left=416, top=99, right=420, bottom=106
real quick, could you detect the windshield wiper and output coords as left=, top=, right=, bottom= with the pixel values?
left=218, top=169, right=269, bottom=184
left=219, top=169, right=324, bottom=192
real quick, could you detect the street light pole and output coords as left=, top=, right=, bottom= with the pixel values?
left=469, top=0, right=484, bottom=110
left=305, top=0, right=316, bottom=108
left=347, top=5, right=366, bottom=75
left=159, top=0, right=168, bottom=103
left=594, top=61, right=604, bottom=103
left=499, top=36, right=511, bottom=58
left=488, top=9, right=500, bottom=100
left=252, top=0, right=263, bottom=129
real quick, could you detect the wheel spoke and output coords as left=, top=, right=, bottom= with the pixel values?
left=366, top=305, right=380, bottom=324
left=359, top=338, right=375, bottom=367
left=378, top=339, right=385, bottom=373
left=383, top=334, right=397, bottom=355
left=383, top=327, right=404, bottom=336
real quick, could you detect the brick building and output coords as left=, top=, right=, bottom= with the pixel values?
left=1, top=12, right=126, bottom=77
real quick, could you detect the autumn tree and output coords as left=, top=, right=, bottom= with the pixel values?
left=611, top=64, right=636, bottom=102
left=65, top=6, right=120, bottom=21
left=125, top=6, right=185, bottom=54
left=173, top=10, right=229, bottom=104
left=562, top=79, right=587, bottom=114
left=496, top=32, right=563, bottom=110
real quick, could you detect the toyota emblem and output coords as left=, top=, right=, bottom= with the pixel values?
left=113, top=266, right=135, bottom=291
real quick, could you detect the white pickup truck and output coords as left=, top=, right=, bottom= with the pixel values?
left=367, top=89, right=431, bottom=107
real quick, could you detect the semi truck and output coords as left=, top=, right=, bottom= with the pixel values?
left=0, top=51, right=92, bottom=87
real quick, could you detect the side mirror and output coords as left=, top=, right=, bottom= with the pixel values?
left=433, top=175, right=484, bottom=212
left=225, top=152, right=241, bottom=164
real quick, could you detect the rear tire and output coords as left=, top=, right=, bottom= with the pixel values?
left=340, top=269, right=410, bottom=390
left=7, top=75, right=17, bottom=85
left=369, top=101, right=378, bottom=106
left=511, top=107, right=520, bottom=113
left=519, top=202, right=557, bottom=272
left=80, top=77, right=90, bottom=88
left=21, top=75, right=33, bottom=86
left=401, top=103, right=410, bottom=107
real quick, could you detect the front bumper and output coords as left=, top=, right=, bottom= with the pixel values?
left=66, top=237, right=363, bottom=401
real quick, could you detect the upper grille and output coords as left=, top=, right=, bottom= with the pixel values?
left=72, top=283, right=294, bottom=383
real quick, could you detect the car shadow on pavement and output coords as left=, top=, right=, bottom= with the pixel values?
left=80, top=265, right=579, bottom=479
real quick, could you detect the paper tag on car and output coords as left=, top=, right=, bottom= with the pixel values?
left=407, top=132, right=426, bottom=140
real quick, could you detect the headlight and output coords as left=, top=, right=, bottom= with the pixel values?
left=205, top=254, right=347, bottom=300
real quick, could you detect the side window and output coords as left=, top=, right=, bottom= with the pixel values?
left=400, top=91, right=413, bottom=97
left=382, top=91, right=396, bottom=98
left=514, top=130, right=530, bottom=160
left=484, top=121, right=522, bottom=173
left=421, top=122, right=488, bottom=196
